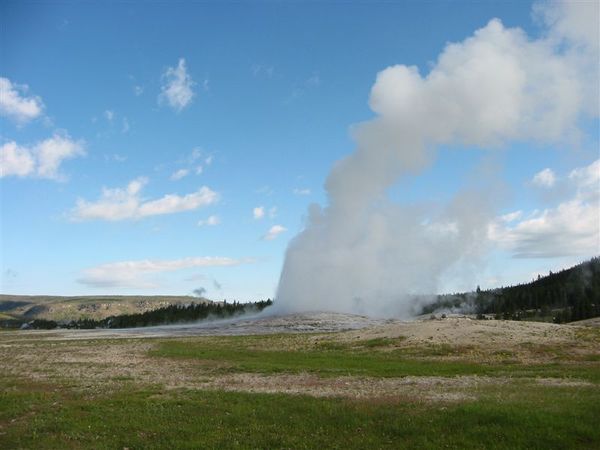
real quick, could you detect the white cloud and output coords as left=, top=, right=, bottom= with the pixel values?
left=263, top=224, right=287, bottom=240
left=293, top=188, right=311, bottom=195
left=159, top=58, right=195, bottom=112
left=0, top=134, right=85, bottom=180
left=36, top=135, right=85, bottom=180
left=569, top=159, right=600, bottom=191
left=133, top=85, right=144, bottom=96
left=170, top=168, right=189, bottom=180
left=362, top=6, right=598, bottom=156
left=0, top=77, right=44, bottom=125
left=253, top=206, right=265, bottom=219
left=500, top=210, right=523, bottom=223
left=0, top=142, right=35, bottom=177
left=532, top=168, right=556, bottom=188
left=179, top=147, right=210, bottom=175
left=535, top=0, right=599, bottom=52
left=489, top=159, right=600, bottom=258
left=253, top=205, right=277, bottom=219
left=104, top=110, right=114, bottom=122
left=198, top=215, right=220, bottom=226
left=122, top=118, right=130, bottom=133
left=78, top=256, right=250, bottom=288
left=71, top=177, right=219, bottom=221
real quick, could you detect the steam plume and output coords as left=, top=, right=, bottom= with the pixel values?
left=275, top=1, right=598, bottom=317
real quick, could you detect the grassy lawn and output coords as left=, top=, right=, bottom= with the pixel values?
left=1, top=377, right=599, bottom=449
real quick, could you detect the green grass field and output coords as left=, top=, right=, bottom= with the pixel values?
left=2, top=377, right=599, bottom=449
left=150, top=336, right=600, bottom=382
left=1, top=322, right=599, bottom=449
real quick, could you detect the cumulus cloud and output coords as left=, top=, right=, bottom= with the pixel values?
left=532, top=168, right=557, bottom=188
left=569, top=158, right=600, bottom=191
left=253, top=206, right=265, bottom=219
left=275, top=1, right=599, bottom=317
left=198, top=215, right=220, bottom=226
left=36, top=135, right=86, bottom=180
left=71, top=177, right=219, bottom=221
left=159, top=58, right=195, bottom=112
left=78, top=256, right=250, bottom=288
left=0, top=134, right=84, bottom=180
left=535, top=0, right=600, bottom=53
left=263, top=224, right=287, bottom=240
left=0, top=142, right=34, bottom=177
left=490, top=159, right=600, bottom=258
left=0, top=77, right=44, bottom=125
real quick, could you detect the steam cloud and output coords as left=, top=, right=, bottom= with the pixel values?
left=193, top=287, right=207, bottom=297
left=275, top=1, right=599, bottom=317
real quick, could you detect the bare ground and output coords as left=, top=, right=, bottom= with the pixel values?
left=323, top=316, right=600, bottom=364
left=570, top=317, right=600, bottom=328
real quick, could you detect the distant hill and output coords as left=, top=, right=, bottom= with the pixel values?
left=422, top=257, right=600, bottom=323
left=0, top=294, right=204, bottom=326
left=57, top=299, right=274, bottom=330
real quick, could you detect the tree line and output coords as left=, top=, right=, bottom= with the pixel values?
left=23, top=299, right=274, bottom=330
left=422, top=257, right=600, bottom=323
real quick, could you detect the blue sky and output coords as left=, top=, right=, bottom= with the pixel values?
left=1, top=0, right=598, bottom=301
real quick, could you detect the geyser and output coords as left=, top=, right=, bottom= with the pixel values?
left=275, top=0, right=599, bottom=317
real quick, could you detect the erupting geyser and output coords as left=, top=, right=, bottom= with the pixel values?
left=274, top=0, right=599, bottom=317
